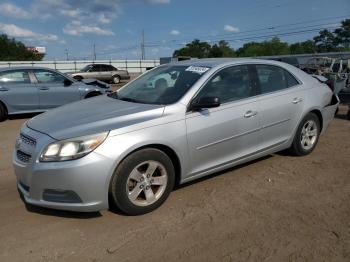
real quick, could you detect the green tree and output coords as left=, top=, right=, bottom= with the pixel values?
left=173, top=39, right=212, bottom=58
left=290, top=40, right=316, bottom=54
left=209, top=40, right=236, bottom=57
left=0, top=34, right=44, bottom=61
left=236, top=37, right=290, bottom=57
left=334, top=19, right=350, bottom=50
left=313, top=29, right=338, bottom=52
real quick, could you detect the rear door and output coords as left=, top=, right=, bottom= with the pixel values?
left=254, top=64, right=305, bottom=150
left=0, top=69, right=39, bottom=113
left=32, top=69, right=81, bottom=109
left=185, top=65, right=260, bottom=176
left=99, top=65, right=113, bottom=81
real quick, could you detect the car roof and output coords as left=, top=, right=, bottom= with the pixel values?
left=87, top=64, right=113, bottom=66
left=169, top=58, right=288, bottom=68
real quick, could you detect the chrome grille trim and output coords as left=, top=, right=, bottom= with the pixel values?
left=20, top=133, right=37, bottom=147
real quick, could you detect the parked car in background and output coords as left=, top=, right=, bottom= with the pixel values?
left=13, top=59, right=338, bottom=215
left=67, top=64, right=130, bottom=84
left=0, top=67, right=112, bottom=121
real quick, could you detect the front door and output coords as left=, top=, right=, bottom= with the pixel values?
left=32, top=69, right=81, bottom=109
left=185, top=65, right=260, bottom=177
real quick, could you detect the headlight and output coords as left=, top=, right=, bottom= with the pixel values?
left=40, top=132, right=108, bottom=162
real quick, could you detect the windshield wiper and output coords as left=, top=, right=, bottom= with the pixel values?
left=118, top=97, right=144, bottom=103
left=108, top=93, right=147, bottom=104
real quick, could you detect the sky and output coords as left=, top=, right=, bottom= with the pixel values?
left=0, top=0, right=349, bottom=60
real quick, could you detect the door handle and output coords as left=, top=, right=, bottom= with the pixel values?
left=292, top=98, right=303, bottom=104
left=38, top=87, right=49, bottom=90
left=0, top=87, right=9, bottom=91
left=244, top=110, right=258, bottom=118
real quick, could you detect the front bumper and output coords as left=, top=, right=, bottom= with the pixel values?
left=13, top=126, right=115, bottom=212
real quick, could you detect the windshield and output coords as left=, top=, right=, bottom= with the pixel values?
left=80, top=65, right=92, bottom=72
left=113, top=65, right=210, bottom=105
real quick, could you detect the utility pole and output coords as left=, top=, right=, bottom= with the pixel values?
left=64, top=48, right=69, bottom=61
left=93, top=44, right=96, bottom=61
left=141, top=30, right=145, bottom=60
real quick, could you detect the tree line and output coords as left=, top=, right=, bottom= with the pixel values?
left=173, top=19, right=350, bottom=58
left=0, top=34, right=44, bottom=61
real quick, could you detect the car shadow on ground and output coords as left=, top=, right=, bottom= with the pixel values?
left=8, top=112, right=42, bottom=120
left=335, top=113, right=349, bottom=120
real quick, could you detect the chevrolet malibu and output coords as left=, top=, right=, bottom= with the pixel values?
left=13, top=59, right=338, bottom=215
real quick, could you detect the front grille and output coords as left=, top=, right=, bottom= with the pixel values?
left=17, top=150, right=31, bottom=163
left=20, top=133, right=37, bottom=147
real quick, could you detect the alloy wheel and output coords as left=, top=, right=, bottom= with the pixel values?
left=300, top=120, right=318, bottom=150
left=126, top=161, right=168, bottom=206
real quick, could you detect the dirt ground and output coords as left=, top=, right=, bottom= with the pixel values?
left=0, top=104, right=349, bottom=262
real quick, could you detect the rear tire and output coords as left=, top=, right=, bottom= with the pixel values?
left=110, top=148, right=175, bottom=215
left=112, top=75, right=121, bottom=84
left=289, top=112, right=320, bottom=156
left=0, top=103, right=7, bottom=122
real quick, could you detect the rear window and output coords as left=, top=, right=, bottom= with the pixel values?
left=256, top=65, right=299, bottom=94
left=0, top=70, right=30, bottom=84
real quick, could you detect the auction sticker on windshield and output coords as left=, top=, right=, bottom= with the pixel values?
left=185, top=66, right=210, bottom=74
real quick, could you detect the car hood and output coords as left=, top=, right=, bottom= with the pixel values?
left=27, top=95, right=165, bottom=140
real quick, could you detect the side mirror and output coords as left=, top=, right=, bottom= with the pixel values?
left=64, top=79, right=73, bottom=86
left=190, top=97, right=220, bottom=111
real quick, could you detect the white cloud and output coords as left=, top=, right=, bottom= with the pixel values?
left=0, top=3, right=32, bottom=19
left=224, top=25, right=240, bottom=33
left=0, top=23, right=60, bottom=42
left=60, top=9, right=81, bottom=18
left=170, top=29, right=180, bottom=35
left=98, top=14, right=111, bottom=24
left=63, top=20, right=114, bottom=36
left=147, top=0, right=170, bottom=3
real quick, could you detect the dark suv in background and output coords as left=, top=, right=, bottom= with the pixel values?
left=68, top=64, right=130, bottom=84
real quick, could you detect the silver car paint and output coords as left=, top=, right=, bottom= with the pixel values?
left=13, top=59, right=338, bottom=212
left=0, top=67, right=112, bottom=115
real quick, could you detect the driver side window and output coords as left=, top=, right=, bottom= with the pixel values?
left=197, top=65, right=253, bottom=104
left=33, top=70, right=65, bottom=84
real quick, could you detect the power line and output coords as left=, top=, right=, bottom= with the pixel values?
left=74, top=14, right=349, bottom=59
left=145, top=14, right=350, bottom=47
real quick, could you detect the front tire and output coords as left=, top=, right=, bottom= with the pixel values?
left=73, top=76, right=83, bottom=81
left=290, top=112, right=320, bottom=156
left=110, top=148, right=175, bottom=215
left=0, top=103, right=7, bottom=122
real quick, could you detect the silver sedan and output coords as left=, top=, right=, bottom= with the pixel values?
left=13, top=59, right=338, bottom=215
left=0, top=67, right=112, bottom=121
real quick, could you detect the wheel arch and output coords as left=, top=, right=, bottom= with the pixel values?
left=112, top=143, right=182, bottom=186
left=85, top=91, right=102, bottom=98
left=0, top=99, right=8, bottom=114
left=309, top=109, right=323, bottom=132
left=73, top=75, right=83, bottom=80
